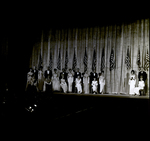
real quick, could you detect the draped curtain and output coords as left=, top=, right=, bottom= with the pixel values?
left=29, top=18, right=149, bottom=94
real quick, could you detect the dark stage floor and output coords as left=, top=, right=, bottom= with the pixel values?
left=1, top=91, right=149, bottom=130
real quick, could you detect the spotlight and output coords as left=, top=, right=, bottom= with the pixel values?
left=34, top=104, right=37, bottom=107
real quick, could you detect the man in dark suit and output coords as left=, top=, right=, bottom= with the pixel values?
left=44, top=66, right=52, bottom=79
left=138, top=67, right=147, bottom=95
left=138, top=67, right=147, bottom=82
left=60, top=68, right=68, bottom=81
left=73, top=68, right=82, bottom=93
left=90, top=69, right=98, bottom=93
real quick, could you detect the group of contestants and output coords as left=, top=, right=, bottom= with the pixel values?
left=25, top=66, right=105, bottom=94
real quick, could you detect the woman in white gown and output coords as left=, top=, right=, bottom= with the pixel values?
left=38, top=66, right=44, bottom=92
left=83, top=71, right=89, bottom=94
left=99, top=71, right=105, bottom=94
left=128, top=70, right=136, bottom=95
left=60, top=74, right=67, bottom=93
left=51, top=69, right=60, bottom=91
left=75, top=75, right=82, bottom=94
left=25, top=68, right=33, bottom=91
left=91, top=77, right=98, bottom=94
left=67, top=69, right=73, bottom=92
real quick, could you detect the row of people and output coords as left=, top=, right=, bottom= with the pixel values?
left=25, top=66, right=105, bottom=94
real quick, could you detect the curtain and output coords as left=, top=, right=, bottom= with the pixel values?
left=29, top=18, right=149, bottom=94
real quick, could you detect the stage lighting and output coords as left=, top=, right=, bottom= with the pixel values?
left=34, top=104, right=37, bottom=107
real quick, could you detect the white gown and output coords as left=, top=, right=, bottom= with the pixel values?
left=99, top=76, right=105, bottom=93
left=128, top=79, right=136, bottom=95
left=67, top=73, right=73, bottom=92
left=92, top=80, right=98, bottom=92
left=83, top=74, right=89, bottom=94
left=51, top=73, right=60, bottom=91
left=60, top=78, right=67, bottom=93
left=75, top=78, right=82, bottom=93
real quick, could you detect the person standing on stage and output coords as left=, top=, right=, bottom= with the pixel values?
left=73, top=68, right=82, bottom=93
left=38, top=66, right=44, bottom=92
left=44, top=66, right=52, bottom=80
left=99, top=71, right=105, bottom=94
left=33, top=66, right=38, bottom=81
left=75, top=75, right=82, bottom=94
left=25, top=68, right=34, bottom=91
left=91, top=77, right=98, bottom=94
left=67, top=69, right=74, bottom=93
left=51, top=68, right=60, bottom=91
left=83, top=70, right=90, bottom=94
left=128, top=70, right=136, bottom=95
left=60, top=74, right=67, bottom=93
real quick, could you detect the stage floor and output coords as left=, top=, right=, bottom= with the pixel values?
left=53, top=92, right=149, bottom=99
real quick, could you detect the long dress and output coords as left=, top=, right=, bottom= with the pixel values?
left=92, top=80, right=98, bottom=93
left=60, top=78, right=67, bottom=93
left=51, top=73, right=60, bottom=91
left=83, top=74, right=89, bottom=94
left=26, top=71, right=33, bottom=91
left=134, top=80, right=145, bottom=95
left=99, top=76, right=105, bottom=93
left=67, top=73, right=73, bottom=92
left=38, top=70, right=44, bottom=91
left=128, top=78, right=136, bottom=95
left=75, top=78, right=82, bottom=93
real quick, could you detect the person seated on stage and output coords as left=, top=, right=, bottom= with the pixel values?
left=99, top=71, right=105, bottom=94
left=128, top=70, right=136, bottom=96
left=60, top=74, right=67, bottom=93
left=90, top=69, right=98, bottom=93
left=25, top=68, right=34, bottom=91
left=134, top=76, right=145, bottom=96
left=75, top=75, right=82, bottom=94
left=67, top=69, right=74, bottom=93
left=138, top=67, right=147, bottom=95
left=43, top=75, right=52, bottom=93
left=91, top=77, right=98, bottom=94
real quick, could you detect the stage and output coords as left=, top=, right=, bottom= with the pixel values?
left=53, top=91, right=149, bottom=99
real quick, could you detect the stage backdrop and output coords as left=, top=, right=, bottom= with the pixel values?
left=29, top=18, right=149, bottom=95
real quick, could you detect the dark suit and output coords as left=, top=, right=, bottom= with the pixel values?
left=60, top=72, right=68, bottom=81
left=74, top=72, right=81, bottom=80
left=138, top=71, right=147, bottom=82
left=33, top=69, right=38, bottom=80
left=44, top=70, right=52, bottom=79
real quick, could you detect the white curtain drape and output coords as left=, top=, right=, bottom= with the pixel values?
left=29, top=18, right=149, bottom=94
